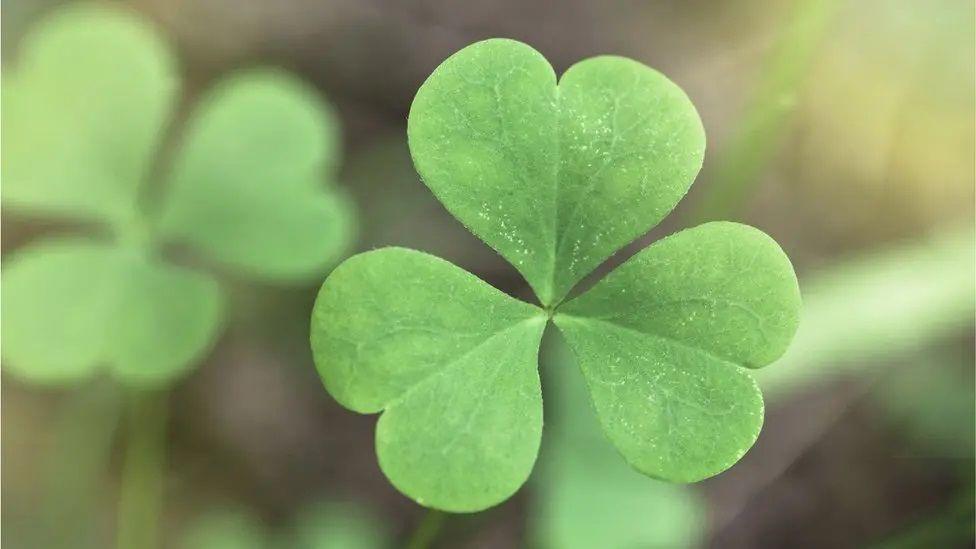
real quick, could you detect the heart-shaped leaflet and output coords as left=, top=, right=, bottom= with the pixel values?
left=408, top=39, right=705, bottom=306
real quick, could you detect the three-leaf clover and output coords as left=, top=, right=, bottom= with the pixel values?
left=310, top=39, right=800, bottom=512
left=2, top=4, right=354, bottom=386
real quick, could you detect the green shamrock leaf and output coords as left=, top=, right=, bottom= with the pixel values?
left=2, top=240, right=222, bottom=385
left=2, top=3, right=175, bottom=227
left=157, top=70, right=355, bottom=281
left=2, top=3, right=354, bottom=386
left=310, top=39, right=800, bottom=512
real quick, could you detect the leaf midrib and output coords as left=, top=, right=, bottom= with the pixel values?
left=546, top=83, right=562, bottom=307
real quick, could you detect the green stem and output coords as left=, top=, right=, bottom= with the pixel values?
left=405, top=509, right=445, bottom=549
left=38, top=382, right=122, bottom=549
left=116, top=389, right=169, bottom=549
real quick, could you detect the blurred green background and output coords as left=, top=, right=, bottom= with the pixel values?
left=2, top=0, right=974, bottom=547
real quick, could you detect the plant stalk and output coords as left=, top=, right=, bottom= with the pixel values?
left=38, top=381, right=122, bottom=549
left=116, top=389, right=169, bottom=549
left=405, top=509, right=445, bottom=549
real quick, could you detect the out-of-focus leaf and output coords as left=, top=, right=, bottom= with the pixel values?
left=311, top=248, right=547, bottom=512
left=181, top=508, right=267, bottom=549
left=290, top=501, right=389, bottom=549
left=181, top=502, right=388, bottom=549
left=159, top=70, right=354, bottom=281
left=756, top=227, right=975, bottom=396
left=1, top=239, right=223, bottom=386
left=533, top=335, right=705, bottom=549
left=1, top=3, right=176, bottom=228
left=554, top=222, right=800, bottom=482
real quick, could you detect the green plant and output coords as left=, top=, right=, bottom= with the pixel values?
left=1, top=4, right=354, bottom=548
left=2, top=3, right=354, bottom=386
left=310, top=39, right=801, bottom=512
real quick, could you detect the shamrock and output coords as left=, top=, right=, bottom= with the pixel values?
left=310, top=39, right=800, bottom=512
left=2, top=4, right=354, bottom=386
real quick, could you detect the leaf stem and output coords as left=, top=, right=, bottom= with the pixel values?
left=116, top=388, right=169, bottom=549
left=405, top=509, right=446, bottom=549
left=38, top=381, right=122, bottom=549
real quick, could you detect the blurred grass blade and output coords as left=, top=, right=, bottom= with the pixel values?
left=757, top=226, right=976, bottom=396
left=691, top=0, right=839, bottom=223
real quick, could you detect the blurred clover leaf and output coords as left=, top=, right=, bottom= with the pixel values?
left=310, top=39, right=800, bottom=512
left=289, top=501, right=391, bottom=549
left=181, top=501, right=389, bottom=549
left=182, top=508, right=267, bottom=549
left=2, top=3, right=354, bottom=386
